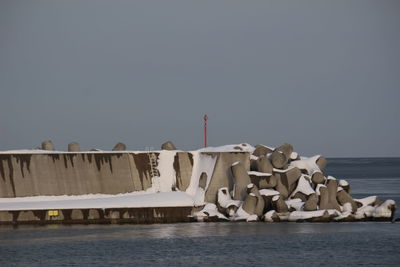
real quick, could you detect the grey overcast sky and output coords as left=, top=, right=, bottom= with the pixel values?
left=0, top=0, right=399, bottom=157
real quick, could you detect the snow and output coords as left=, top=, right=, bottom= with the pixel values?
left=373, top=200, right=396, bottom=218
left=290, top=152, right=298, bottom=160
left=354, top=196, right=378, bottom=207
left=290, top=175, right=315, bottom=197
left=246, top=214, right=259, bottom=222
left=232, top=206, right=251, bottom=221
left=315, top=184, right=326, bottom=196
left=339, top=179, right=349, bottom=187
left=289, top=155, right=321, bottom=174
left=152, top=151, right=177, bottom=192
left=197, top=143, right=255, bottom=153
left=259, top=189, right=280, bottom=197
left=217, top=188, right=241, bottom=209
left=194, top=203, right=228, bottom=221
left=272, top=167, right=296, bottom=173
left=185, top=152, right=217, bottom=206
left=288, top=210, right=327, bottom=221
left=263, top=210, right=277, bottom=222
left=0, top=192, right=194, bottom=211
left=0, top=143, right=255, bottom=154
left=247, top=171, right=272, bottom=176
left=285, top=199, right=304, bottom=211
left=250, top=155, right=259, bottom=161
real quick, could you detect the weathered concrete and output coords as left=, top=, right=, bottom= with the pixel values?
left=161, top=141, right=177, bottom=150
left=173, top=152, right=194, bottom=191
left=0, top=153, right=153, bottom=197
left=252, top=145, right=273, bottom=157
left=112, top=142, right=127, bottom=151
left=256, top=156, right=273, bottom=173
left=41, top=140, right=55, bottom=151
left=204, top=152, right=250, bottom=203
left=0, top=207, right=193, bottom=225
left=270, top=150, right=287, bottom=169
left=231, top=162, right=252, bottom=201
left=68, top=142, right=80, bottom=152
left=276, top=143, right=294, bottom=159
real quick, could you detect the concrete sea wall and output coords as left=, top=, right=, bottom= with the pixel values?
left=0, top=151, right=249, bottom=198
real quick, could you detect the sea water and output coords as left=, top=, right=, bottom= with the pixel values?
left=0, top=158, right=399, bottom=266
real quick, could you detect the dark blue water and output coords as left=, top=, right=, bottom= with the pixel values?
left=0, top=158, right=399, bottom=266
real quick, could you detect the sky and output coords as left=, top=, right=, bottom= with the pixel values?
left=0, top=0, right=399, bottom=157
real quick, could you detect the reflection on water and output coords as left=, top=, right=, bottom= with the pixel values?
left=0, top=222, right=400, bottom=266
left=0, top=158, right=400, bottom=266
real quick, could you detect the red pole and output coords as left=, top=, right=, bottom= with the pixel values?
left=203, top=114, right=208, bottom=147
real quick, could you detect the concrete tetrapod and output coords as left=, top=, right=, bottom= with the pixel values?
left=272, top=195, right=289, bottom=213
left=256, top=156, right=273, bottom=173
left=247, top=184, right=265, bottom=217
left=276, top=143, right=294, bottom=159
left=161, top=141, right=177, bottom=150
left=231, top=162, right=252, bottom=201
left=68, top=142, right=80, bottom=152
left=326, top=178, right=341, bottom=211
left=311, top=171, right=325, bottom=186
left=316, top=156, right=328, bottom=171
left=274, top=173, right=289, bottom=199
left=242, top=193, right=258, bottom=215
left=112, top=142, right=126, bottom=151
left=337, top=189, right=358, bottom=212
left=258, top=175, right=277, bottom=189
left=318, top=186, right=330, bottom=210
left=252, top=145, right=273, bottom=157
left=281, top=167, right=302, bottom=195
left=41, top=140, right=55, bottom=151
left=339, top=180, right=351, bottom=193
left=270, top=150, right=287, bottom=169
left=303, top=193, right=318, bottom=211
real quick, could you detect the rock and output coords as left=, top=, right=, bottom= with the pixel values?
left=41, top=140, right=55, bottom=151
left=161, top=141, right=177, bottom=150
left=112, top=142, right=126, bottom=151
left=231, top=162, right=252, bottom=201
left=68, top=142, right=80, bottom=152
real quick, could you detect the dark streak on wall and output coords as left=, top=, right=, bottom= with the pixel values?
left=132, top=153, right=158, bottom=187
left=93, top=153, right=123, bottom=172
left=173, top=153, right=181, bottom=189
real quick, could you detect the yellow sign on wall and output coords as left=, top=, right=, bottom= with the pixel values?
left=48, top=210, right=59, bottom=216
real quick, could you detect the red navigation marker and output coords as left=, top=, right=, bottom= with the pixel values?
left=203, top=114, right=208, bottom=147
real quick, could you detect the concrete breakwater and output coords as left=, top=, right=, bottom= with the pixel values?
left=0, top=142, right=396, bottom=224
